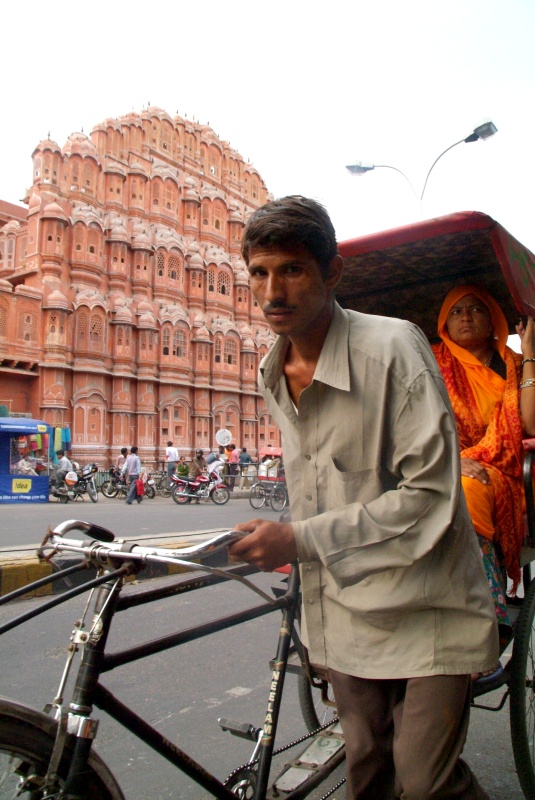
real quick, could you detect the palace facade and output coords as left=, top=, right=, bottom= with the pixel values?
left=0, top=107, right=281, bottom=466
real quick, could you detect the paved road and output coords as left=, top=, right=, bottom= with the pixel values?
left=0, top=572, right=525, bottom=799
left=0, top=494, right=280, bottom=550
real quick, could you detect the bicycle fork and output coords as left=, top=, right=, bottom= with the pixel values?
left=44, top=568, right=129, bottom=798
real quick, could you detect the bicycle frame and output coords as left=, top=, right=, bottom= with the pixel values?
left=0, top=522, right=345, bottom=800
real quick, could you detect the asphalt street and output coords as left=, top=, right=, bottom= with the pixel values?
left=0, top=493, right=280, bottom=551
left=0, top=571, right=525, bottom=799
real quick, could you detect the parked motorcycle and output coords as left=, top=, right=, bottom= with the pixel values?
left=101, top=467, right=156, bottom=499
left=170, top=473, right=230, bottom=505
left=50, top=463, right=99, bottom=503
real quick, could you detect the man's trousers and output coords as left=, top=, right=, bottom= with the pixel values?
left=329, top=670, right=489, bottom=800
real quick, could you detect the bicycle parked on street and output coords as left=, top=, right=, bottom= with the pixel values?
left=0, top=521, right=345, bottom=799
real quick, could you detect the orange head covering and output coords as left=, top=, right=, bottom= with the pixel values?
left=437, top=285, right=509, bottom=423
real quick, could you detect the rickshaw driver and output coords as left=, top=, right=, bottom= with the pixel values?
left=229, top=196, right=498, bottom=800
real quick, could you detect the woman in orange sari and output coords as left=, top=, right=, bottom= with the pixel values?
left=433, top=285, right=535, bottom=649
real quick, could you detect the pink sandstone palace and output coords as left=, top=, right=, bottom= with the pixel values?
left=0, top=107, right=282, bottom=467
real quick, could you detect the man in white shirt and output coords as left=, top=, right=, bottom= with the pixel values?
left=165, top=441, right=179, bottom=478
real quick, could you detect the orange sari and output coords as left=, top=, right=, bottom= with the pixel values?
left=432, top=286, right=524, bottom=589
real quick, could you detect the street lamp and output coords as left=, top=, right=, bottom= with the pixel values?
left=346, top=121, right=498, bottom=204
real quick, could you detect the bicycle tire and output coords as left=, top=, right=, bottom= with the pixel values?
left=172, top=485, right=191, bottom=505
left=0, top=705, right=120, bottom=799
left=101, top=481, right=118, bottom=499
left=297, top=673, right=337, bottom=733
left=510, top=576, right=535, bottom=798
left=145, top=484, right=156, bottom=499
left=87, top=481, right=98, bottom=503
left=270, top=484, right=288, bottom=513
left=157, top=476, right=173, bottom=498
left=249, top=483, right=267, bottom=509
left=210, top=485, right=230, bottom=505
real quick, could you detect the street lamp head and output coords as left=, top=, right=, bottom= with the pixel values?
left=464, top=120, right=498, bottom=143
left=346, top=162, right=375, bottom=176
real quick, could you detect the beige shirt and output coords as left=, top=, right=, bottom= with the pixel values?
left=260, top=303, right=498, bottom=679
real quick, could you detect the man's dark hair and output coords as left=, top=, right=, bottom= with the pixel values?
left=241, top=196, right=338, bottom=276
left=120, top=447, right=127, bottom=455
left=131, top=446, right=138, bottom=454
left=167, top=441, right=173, bottom=447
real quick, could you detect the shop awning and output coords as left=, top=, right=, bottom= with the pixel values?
left=0, top=419, right=50, bottom=435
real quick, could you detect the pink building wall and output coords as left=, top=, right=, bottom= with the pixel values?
left=0, top=107, right=280, bottom=466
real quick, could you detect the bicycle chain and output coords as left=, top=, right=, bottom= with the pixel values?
left=224, top=716, right=340, bottom=787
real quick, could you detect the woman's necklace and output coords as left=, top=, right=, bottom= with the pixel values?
left=483, top=351, right=494, bottom=368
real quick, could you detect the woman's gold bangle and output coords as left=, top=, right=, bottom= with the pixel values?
left=520, top=379, right=535, bottom=389
left=522, top=358, right=535, bottom=365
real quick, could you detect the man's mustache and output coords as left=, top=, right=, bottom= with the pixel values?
left=263, top=302, right=296, bottom=314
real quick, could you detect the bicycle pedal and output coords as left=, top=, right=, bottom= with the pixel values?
left=218, top=717, right=262, bottom=742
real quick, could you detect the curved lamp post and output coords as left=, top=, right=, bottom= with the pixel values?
left=346, top=121, right=498, bottom=206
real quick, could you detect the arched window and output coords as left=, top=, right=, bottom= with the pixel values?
left=173, top=327, right=187, bottom=358
left=73, top=225, right=85, bottom=254
left=168, top=254, right=180, bottom=282
left=224, top=338, right=238, bottom=365
left=18, top=311, right=37, bottom=343
left=157, top=250, right=165, bottom=277
left=90, top=314, right=103, bottom=344
left=214, top=338, right=222, bottom=363
left=162, top=324, right=171, bottom=355
left=208, top=268, right=216, bottom=292
left=87, top=227, right=99, bottom=257
left=217, top=271, right=231, bottom=296
left=77, top=310, right=88, bottom=342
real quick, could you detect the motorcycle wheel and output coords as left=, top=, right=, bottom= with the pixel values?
left=101, top=481, right=118, bottom=498
left=211, top=485, right=230, bottom=505
left=145, top=485, right=155, bottom=499
left=58, top=492, right=69, bottom=504
left=172, top=485, right=191, bottom=505
left=87, top=481, right=98, bottom=503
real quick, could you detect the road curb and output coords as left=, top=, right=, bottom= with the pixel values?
left=0, top=534, right=233, bottom=600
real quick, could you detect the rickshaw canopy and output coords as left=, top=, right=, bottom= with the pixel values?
left=258, top=446, right=283, bottom=459
left=337, top=211, right=535, bottom=342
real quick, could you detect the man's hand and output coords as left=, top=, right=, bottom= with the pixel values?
left=229, top=519, right=297, bottom=571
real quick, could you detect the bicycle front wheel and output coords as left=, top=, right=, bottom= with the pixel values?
left=157, top=476, right=173, bottom=498
left=101, top=481, right=118, bottom=499
left=270, top=484, right=288, bottom=513
left=0, top=706, right=120, bottom=799
left=249, top=483, right=267, bottom=509
left=87, top=481, right=98, bottom=503
left=144, top=484, right=156, bottom=499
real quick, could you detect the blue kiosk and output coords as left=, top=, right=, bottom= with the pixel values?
left=0, top=418, right=51, bottom=504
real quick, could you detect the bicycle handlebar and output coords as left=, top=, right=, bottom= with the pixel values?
left=39, top=521, right=276, bottom=604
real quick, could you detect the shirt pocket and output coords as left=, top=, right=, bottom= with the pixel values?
left=328, top=458, right=383, bottom=507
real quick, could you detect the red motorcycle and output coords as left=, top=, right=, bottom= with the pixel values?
left=170, top=473, right=230, bottom=505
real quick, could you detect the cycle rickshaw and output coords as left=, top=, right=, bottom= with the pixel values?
left=248, top=446, right=288, bottom=513
left=325, top=209, right=535, bottom=797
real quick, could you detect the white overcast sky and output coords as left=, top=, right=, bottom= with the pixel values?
left=2, top=0, right=534, bottom=250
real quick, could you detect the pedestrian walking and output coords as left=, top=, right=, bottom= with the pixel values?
left=122, top=446, right=143, bottom=505
left=165, top=441, right=179, bottom=478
